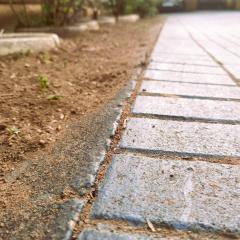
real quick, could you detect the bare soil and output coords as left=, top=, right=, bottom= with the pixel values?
left=0, top=17, right=163, bottom=239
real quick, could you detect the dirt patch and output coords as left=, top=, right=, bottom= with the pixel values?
left=0, top=17, right=163, bottom=239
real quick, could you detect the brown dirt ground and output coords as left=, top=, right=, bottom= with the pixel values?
left=0, top=17, right=163, bottom=239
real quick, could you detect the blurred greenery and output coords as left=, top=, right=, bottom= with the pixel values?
left=8, top=0, right=162, bottom=27
left=8, top=0, right=240, bottom=27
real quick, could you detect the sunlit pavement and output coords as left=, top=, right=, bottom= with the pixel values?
left=78, top=12, right=240, bottom=239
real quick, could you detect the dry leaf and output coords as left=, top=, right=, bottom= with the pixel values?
left=146, top=218, right=156, bottom=232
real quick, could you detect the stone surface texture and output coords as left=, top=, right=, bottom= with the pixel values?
left=133, top=95, right=240, bottom=121
left=47, top=199, right=85, bottom=240
left=140, top=80, right=240, bottom=99
left=144, top=69, right=235, bottom=85
left=148, top=62, right=226, bottom=75
left=92, top=155, right=240, bottom=233
left=78, top=229, right=157, bottom=240
left=120, top=118, right=240, bottom=157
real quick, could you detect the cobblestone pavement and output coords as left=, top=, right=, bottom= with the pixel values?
left=78, top=12, right=240, bottom=239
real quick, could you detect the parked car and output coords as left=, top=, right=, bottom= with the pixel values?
left=160, top=0, right=184, bottom=11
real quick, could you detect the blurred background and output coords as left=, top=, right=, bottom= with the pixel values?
left=0, top=0, right=239, bottom=31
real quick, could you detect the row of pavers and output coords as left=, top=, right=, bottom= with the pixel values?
left=180, top=12, right=240, bottom=79
left=77, top=17, right=240, bottom=239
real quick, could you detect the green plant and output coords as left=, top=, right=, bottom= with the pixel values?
left=37, top=74, right=49, bottom=94
left=103, top=0, right=161, bottom=19
left=6, top=126, right=20, bottom=136
left=126, top=0, right=161, bottom=17
left=41, top=0, right=85, bottom=26
left=38, top=52, right=50, bottom=64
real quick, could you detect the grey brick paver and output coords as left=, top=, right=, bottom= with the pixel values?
left=78, top=229, right=172, bottom=240
left=133, top=95, right=240, bottom=122
left=92, top=155, right=240, bottom=233
left=144, top=69, right=235, bottom=85
left=150, top=56, right=218, bottom=66
left=141, top=80, right=240, bottom=99
left=120, top=118, right=240, bottom=157
left=148, top=63, right=226, bottom=75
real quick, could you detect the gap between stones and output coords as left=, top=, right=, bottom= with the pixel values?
left=144, top=78, right=237, bottom=87
left=129, top=112, right=240, bottom=125
left=139, top=91, right=240, bottom=102
left=149, top=60, right=220, bottom=68
left=74, top=219, right=238, bottom=240
left=115, top=148, right=240, bottom=166
left=147, top=68, right=227, bottom=76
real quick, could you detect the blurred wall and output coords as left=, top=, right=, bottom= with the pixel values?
left=0, top=4, right=41, bottom=31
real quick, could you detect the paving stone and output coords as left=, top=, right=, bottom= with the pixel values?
left=150, top=57, right=217, bottom=66
left=224, top=64, right=240, bottom=79
left=119, top=118, right=240, bottom=157
left=78, top=229, right=191, bottom=240
left=148, top=63, right=226, bottom=75
left=92, top=154, right=240, bottom=233
left=151, top=53, right=212, bottom=61
left=133, top=95, right=240, bottom=122
left=78, top=229, right=158, bottom=240
left=144, top=70, right=235, bottom=85
left=140, top=80, right=240, bottom=99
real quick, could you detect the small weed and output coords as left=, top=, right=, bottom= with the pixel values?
left=25, top=49, right=32, bottom=56
left=6, top=126, right=20, bottom=136
left=37, top=74, right=49, bottom=94
left=38, top=52, right=50, bottom=64
left=11, top=51, right=24, bottom=60
left=47, top=94, right=64, bottom=100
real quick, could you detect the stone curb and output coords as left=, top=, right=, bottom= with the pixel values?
left=0, top=33, right=60, bottom=56
left=18, top=21, right=100, bottom=37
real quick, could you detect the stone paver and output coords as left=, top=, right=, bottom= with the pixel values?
left=150, top=56, right=218, bottom=66
left=78, top=229, right=159, bottom=240
left=141, top=80, right=240, bottom=99
left=151, top=52, right=212, bottom=60
left=119, top=118, right=240, bottom=157
left=133, top=95, right=240, bottom=122
left=92, top=154, right=240, bottom=233
left=144, top=70, right=235, bottom=85
left=224, top=65, right=240, bottom=79
left=148, top=63, right=226, bottom=75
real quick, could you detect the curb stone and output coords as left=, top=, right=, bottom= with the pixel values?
left=0, top=33, right=59, bottom=56
left=18, top=21, right=100, bottom=37
left=69, top=79, right=136, bottom=196
left=46, top=199, right=85, bottom=240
